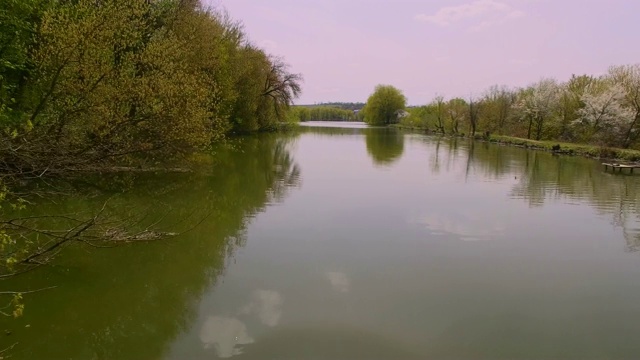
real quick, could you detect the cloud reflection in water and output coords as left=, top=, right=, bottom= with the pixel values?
left=199, top=289, right=284, bottom=358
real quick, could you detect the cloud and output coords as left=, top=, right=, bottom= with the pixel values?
left=200, top=289, right=284, bottom=357
left=326, top=271, right=350, bottom=293
left=415, top=0, right=524, bottom=30
left=199, top=316, right=254, bottom=358
left=240, top=290, right=284, bottom=327
left=410, top=211, right=506, bottom=241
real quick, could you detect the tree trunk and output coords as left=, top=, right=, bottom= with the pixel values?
left=622, top=114, right=640, bottom=148
left=535, top=117, right=543, bottom=140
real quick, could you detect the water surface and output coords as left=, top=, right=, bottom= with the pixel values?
left=4, top=122, right=640, bottom=359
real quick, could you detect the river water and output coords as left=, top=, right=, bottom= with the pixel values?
left=3, top=121, right=640, bottom=359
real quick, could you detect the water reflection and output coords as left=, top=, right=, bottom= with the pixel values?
left=199, top=317, right=253, bottom=358
left=3, top=134, right=301, bottom=360
left=9, top=126, right=640, bottom=359
left=300, top=122, right=405, bottom=167
left=419, top=136, right=640, bottom=251
left=414, top=211, right=506, bottom=241
left=199, top=289, right=284, bottom=358
left=299, top=124, right=367, bottom=137
left=240, top=290, right=284, bottom=327
left=365, top=127, right=404, bottom=166
left=325, top=271, right=350, bottom=293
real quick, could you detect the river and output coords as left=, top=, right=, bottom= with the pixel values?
left=3, top=121, right=640, bottom=359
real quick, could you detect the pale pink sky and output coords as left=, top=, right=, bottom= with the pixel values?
left=207, top=0, right=640, bottom=105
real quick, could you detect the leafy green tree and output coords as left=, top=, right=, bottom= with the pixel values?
left=447, top=98, right=467, bottom=135
left=468, top=96, right=481, bottom=137
left=401, top=106, right=432, bottom=129
left=229, top=47, right=302, bottom=133
left=480, top=85, right=516, bottom=135
left=433, top=96, right=447, bottom=134
left=363, top=85, right=406, bottom=125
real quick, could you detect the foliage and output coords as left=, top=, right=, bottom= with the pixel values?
left=0, top=0, right=302, bottom=318
left=514, top=79, right=560, bottom=140
left=484, top=135, right=640, bottom=162
left=402, top=106, right=434, bottom=129
left=311, top=102, right=365, bottom=111
left=397, top=63, right=640, bottom=152
left=575, top=84, right=635, bottom=146
left=363, top=85, right=407, bottom=126
left=446, top=98, right=467, bottom=135
left=289, top=106, right=358, bottom=122
left=0, top=0, right=303, bottom=175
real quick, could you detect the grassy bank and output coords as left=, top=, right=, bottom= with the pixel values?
left=392, top=124, right=640, bottom=162
left=482, top=135, right=640, bottom=162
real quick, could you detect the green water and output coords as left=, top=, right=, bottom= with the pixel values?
left=3, top=122, right=640, bottom=359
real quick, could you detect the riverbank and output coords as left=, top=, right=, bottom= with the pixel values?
left=482, top=135, right=640, bottom=162
left=392, top=125, right=640, bottom=162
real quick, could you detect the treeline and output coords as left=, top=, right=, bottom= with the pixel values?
left=314, top=102, right=365, bottom=111
left=396, top=64, right=640, bottom=149
left=289, top=106, right=361, bottom=122
left=0, top=0, right=302, bottom=179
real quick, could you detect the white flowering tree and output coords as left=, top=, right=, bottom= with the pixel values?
left=575, top=84, right=635, bottom=146
left=608, top=65, right=640, bottom=148
left=515, top=79, right=560, bottom=140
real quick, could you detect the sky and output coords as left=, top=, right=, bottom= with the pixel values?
left=206, top=0, right=640, bottom=105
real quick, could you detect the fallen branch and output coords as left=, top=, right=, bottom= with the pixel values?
left=0, top=286, right=58, bottom=296
left=0, top=342, right=18, bottom=355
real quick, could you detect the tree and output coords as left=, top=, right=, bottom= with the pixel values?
left=608, top=64, right=640, bottom=148
left=0, top=0, right=48, bottom=128
left=515, top=79, right=560, bottom=140
left=433, top=95, right=446, bottom=134
left=401, top=105, right=432, bottom=129
left=468, top=96, right=481, bottom=137
left=447, top=98, right=467, bottom=135
left=575, top=83, right=635, bottom=146
left=481, top=85, right=516, bottom=134
left=362, top=85, right=406, bottom=125
left=558, top=74, right=596, bottom=141
left=229, top=47, right=302, bottom=132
